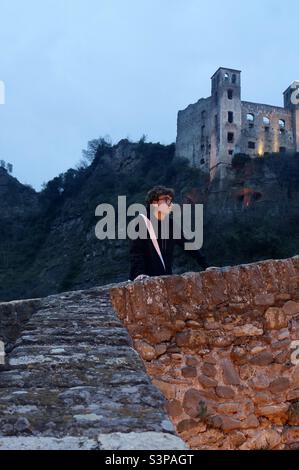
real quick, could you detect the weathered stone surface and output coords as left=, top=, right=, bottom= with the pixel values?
left=239, top=429, right=281, bottom=450
left=0, top=436, right=99, bottom=450
left=182, top=388, right=206, bottom=418
left=185, top=355, right=199, bottom=366
left=201, top=363, right=217, bottom=378
left=134, top=340, right=156, bottom=361
left=181, top=366, right=197, bottom=378
left=110, top=255, right=299, bottom=450
left=165, top=399, right=183, bottom=418
left=176, top=419, right=206, bottom=435
left=97, top=431, right=188, bottom=450
left=2, top=255, right=298, bottom=451
left=0, top=286, right=186, bottom=450
left=198, top=374, right=218, bottom=388
left=233, top=324, right=263, bottom=337
left=287, top=389, right=299, bottom=401
left=215, top=386, right=235, bottom=399
left=288, top=400, right=299, bottom=425
left=282, top=301, right=299, bottom=316
left=282, top=427, right=299, bottom=444
left=221, top=359, right=240, bottom=385
left=250, top=351, right=274, bottom=366
left=269, top=377, right=290, bottom=393
left=250, top=374, right=271, bottom=390
left=256, top=403, right=289, bottom=424
left=254, top=294, right=275, bottom=306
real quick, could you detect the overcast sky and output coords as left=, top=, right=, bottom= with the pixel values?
left=0, top=0, right=298, bottom=190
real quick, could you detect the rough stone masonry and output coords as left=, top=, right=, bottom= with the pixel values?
left=0, top=286, right=186, bottom=450
left=1, top=256, right=299, bottom=450
left=110, top=256, right=299, bottom=450
left=175, top=67, right=299, bottom=181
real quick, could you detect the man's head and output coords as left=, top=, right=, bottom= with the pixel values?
left=145, top=185, right=174, bottom=218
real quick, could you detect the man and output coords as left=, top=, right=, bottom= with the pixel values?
left=129, top=185, right=209, bottom=281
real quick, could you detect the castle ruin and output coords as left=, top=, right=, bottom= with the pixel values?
left=175, top=67, right=299, bottom=180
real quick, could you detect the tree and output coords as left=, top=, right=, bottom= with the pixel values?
left=0, top=160, right=13, bottom=173
left=81, top=136, right=112, bottom=165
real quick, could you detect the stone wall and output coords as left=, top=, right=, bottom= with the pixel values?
left=110, top=256, right=299, bottom=450
left=241, top=101, right=294, bottom=156
left=175, top=97, right=211, bottom=173
left=0, top=286, right=186, bottom=450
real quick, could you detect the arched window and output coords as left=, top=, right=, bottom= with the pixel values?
left=263, top=116, right=270, bottom=125
left=232, top=74, right=236, bottom=84
left=246, top=113, right=254, bottom=122
left=227, top=89, right=233, bottom=100
left=279, top=119, right=285, bottom=128
left=224, top=72, right=229, bottom=81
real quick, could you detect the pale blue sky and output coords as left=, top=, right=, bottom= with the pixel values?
left=0, top=0, right=298, bottom=190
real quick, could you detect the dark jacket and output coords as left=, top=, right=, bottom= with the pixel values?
left=129, top=207, right=208, bottom=280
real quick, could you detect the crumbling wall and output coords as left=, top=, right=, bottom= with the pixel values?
left=110, top=256, right=299, bottom=450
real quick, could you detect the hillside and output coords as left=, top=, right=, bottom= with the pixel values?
left=0, top=140, right=298, bottom=302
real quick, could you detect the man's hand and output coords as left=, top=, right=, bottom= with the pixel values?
left=134, top=274, right=150, bottom=281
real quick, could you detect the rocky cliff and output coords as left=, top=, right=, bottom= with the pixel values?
left=0, top=143, right=298, bottom=302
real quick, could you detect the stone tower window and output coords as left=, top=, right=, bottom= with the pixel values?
left=248, top=141, right=255, bottom=149
left=227, top=89, right=233, bottom=100
left=232, top=74, right=237, bottom=84
left=224, top=72, right=229, bottom=81
left=201, top=110, right=206, bottom=119
left=246, top=113, right=254, bottom=122
left=228, top=111, right=234, bottom=123
left=263, top=116, right=270, bottom=125
left=227, top=132, right=234, bottom=143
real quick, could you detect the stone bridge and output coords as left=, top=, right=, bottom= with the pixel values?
left=1, top=256, right=299, bottom=450
left=0, top=286, right=185, bottom=450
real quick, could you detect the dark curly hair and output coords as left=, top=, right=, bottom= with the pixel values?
left=145, top=185, right=175, bottom=208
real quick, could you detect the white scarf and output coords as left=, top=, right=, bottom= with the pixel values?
left=140, top=214, right=166, bottom=271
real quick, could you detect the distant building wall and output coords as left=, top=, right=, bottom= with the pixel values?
left=175, top=67, right=299, bottom=181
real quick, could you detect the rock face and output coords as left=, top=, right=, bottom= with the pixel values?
left=0, top=285, right=186, bottom=450
left=110, top=255, right=299, bottom=450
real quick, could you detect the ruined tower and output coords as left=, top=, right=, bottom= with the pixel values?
left=283, top=81, right=299, bottom=152
left=209, top=67, right=241, bottom=180
left=176, top=67, right=298, bottom=182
